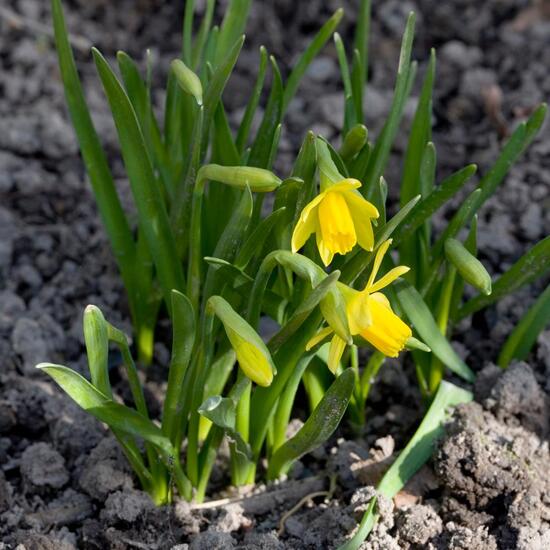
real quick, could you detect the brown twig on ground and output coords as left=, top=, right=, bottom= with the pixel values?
left=189, top=475, right=326, bottom=515
left=0, top=6, right=92, bottom=52
left=277, top=475, right=337, bottom=536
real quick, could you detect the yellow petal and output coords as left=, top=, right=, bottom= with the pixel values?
left=366, top=239, right=392, bottom=290
left=368, top=265, right=410, bottom=293
left=345, top=289, right=372, bottom=334
left=225, top=326, right=274, bottom=387
left=343, top=188, right=379, bottom=218
left=291, top=210, right=318, bottom=253
left=316, top=232, right=335, bottom=266
left=343, top=191, right=378, bottom=251
left=369, top=292, right=391, bottom=309
left=291, top=193, right=325, bottom=252
left=306, top=326, right=334, bottom=351
left=360, top=294, right=411, bottom=357
left=328, top=335, right=347, bottom=374
left=318, top=191, right=357, bottom=257
left=327, top=178, right=362, bottom=193
left=234, top=339, right=274, bottom=387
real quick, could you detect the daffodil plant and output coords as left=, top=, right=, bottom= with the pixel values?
left=38, top=0, right=549, bottom=517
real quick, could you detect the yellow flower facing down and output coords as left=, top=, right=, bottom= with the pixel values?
left=291, top=179, right=379, bottom=266
left=207, top=296, right=275, bottom=387
left=306, top=239, right=412, bottom=372
left=225, top=328, right=274, bottom=387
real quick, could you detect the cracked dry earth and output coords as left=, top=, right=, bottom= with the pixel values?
left=1, top=0, right=550, bottom=548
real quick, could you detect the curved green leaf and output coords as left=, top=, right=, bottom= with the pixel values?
left=93, top=48, right=185, bottom=307
left=393, top=279, right=475, bottom=382
left=267, top=369, right=355, bottom=479
left=498, top=284, right=550, bottom=368
left=459, top=235, right=550, bottom=320
left=339, top=380, right=472, bottom=550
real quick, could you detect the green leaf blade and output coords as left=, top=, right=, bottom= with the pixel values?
left=268, top=369, right=355, bottom=479
left=393, top=280, right=475, bottom=382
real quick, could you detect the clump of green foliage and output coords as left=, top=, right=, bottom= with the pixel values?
left=39, top=5, right=548, bottom=547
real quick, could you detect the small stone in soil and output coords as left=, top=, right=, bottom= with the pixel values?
left=395, top=504, right=443, bottom=547
left=189, top=530, right=236, bottom=549
left=20, top=442, right=69, bottom=491
left=101, top=489, right=155, bottom=524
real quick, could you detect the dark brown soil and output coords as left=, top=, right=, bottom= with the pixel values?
left=1, top=0, right=549, bottom=548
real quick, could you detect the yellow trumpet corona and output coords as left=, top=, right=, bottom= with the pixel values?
left=291, top=178, right=379, bottom=266
left=307, top=239, right=412, bottom=372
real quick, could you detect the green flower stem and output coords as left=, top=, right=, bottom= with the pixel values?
left=249, top=313, right=323, bottom=473
left=429, top=266, right=456, bottom=394
left=171, top=107, right=203, bottom=260
left=231, top=378, right=251, bottom=486
left=186, top=305, right=217, bottom=486
left=187, top=171, right=208, bottom=315
left=359, top=351, right=385, bottom=404
left=108, top=325, right=167, bottom=493
left=197, top=372, right=252, bottom=498
left=271, top=353, right=314, bottom=453
left=302, top=365, right=327, bottom=412
left=349, top=350, right=385, bottom=428
left=195, top=426, right=223, bottom=503
left=162, top=291, right=195, bottom=447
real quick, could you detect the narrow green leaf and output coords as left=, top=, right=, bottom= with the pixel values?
left=350, top=0, right=370, bottom=123
left=400, top=48, right=435, bottom=207
left=117, top=52, right=169, bottom=191
left=341, top=195, right=420, bottom=286
left=51, top=0, right=137, bottom=311
left=182, top=0, right=195, bottom=64
left=334, top=32, right=354, bottom=129
left=37, top=364, right=174, bottom=458
left=268, top=369, right=354, bottom=479
left=474, top=104, right=547, bottom=212
left=83, top=305, right=111, bottom=396
left=364, top=13, right=416, bottom=200
left=162, top=291, right=196, bottom=443
left=282, top=9, right=344, bottom=112
left=423, top=188, right=483, bottom=296
left=214, top=0, right=251, bottom=67
left=212, top=102, right=241, bottom=165
left=248, top=56, right=283, bottom=168
left=458, top=235, right=550, bottom=319
left=93, top=49, right=185, bottom=307
left=392, top=164, right=477, bottom=246
left=170, top=106, right=204, bottom=258
left=339, top=380, right=472, bottom=550
left=236, top=46, right=269, bottom=154
left=203, top=35, right=245, bottom=150
left=235, top=207, right=287, bottom=269
left=393, top=279, right=475, bottom=382
left=498, top=284, right=550, bottom=368
left=191, top=0, right=216, bottom=69
left=203, top=187, right=253, bottom=302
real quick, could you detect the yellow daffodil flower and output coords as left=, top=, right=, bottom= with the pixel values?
left=291, top=178, right=379, bottom=266
left=208, top=296, right=275, bottom=387
left=307, top=239, right=412, bottom=372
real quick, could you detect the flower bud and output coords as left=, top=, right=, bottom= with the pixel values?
left=208, top=296, right=275, bottom=387
left=198, top=164, right=281, bottom=192
left=339, top=124, right=368, bottom=161
left=171, top=59, right=203, bottom=105
left=445, top=238, right=492, bottom=296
